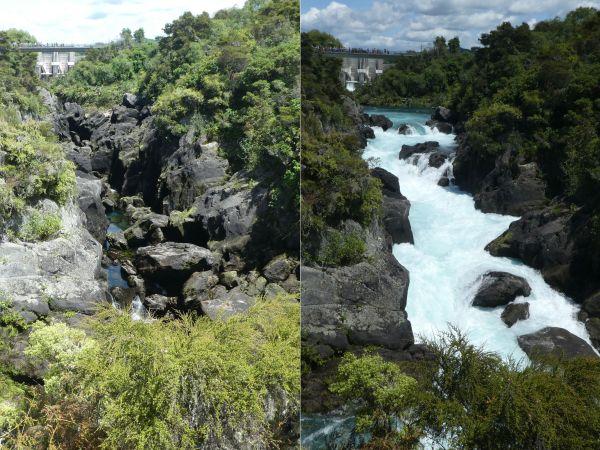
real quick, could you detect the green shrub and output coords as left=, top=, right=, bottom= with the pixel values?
left=9, top=296, right=300, bottom=449
left=332, top=327, right=600, bottom=449
left=17, top=210, right=62, bottom=242
left=316, top=229, right=367, bottom=267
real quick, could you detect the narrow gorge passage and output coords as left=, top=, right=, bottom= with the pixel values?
left=363, top=108, right=591, bottom=360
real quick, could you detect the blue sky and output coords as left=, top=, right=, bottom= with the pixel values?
left=301, top=0, right=600, bottom=50
left=0, top=0, right=244, bottom=43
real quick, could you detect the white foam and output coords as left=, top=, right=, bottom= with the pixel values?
left=363, top=109, right=591, bottom=360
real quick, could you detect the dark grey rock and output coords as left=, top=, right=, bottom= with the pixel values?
left=501, top=302, right=530, bottom=327
left=438, top=176, right=450, bottom=187
left=368, top=114, right=393, bottom=131
left=301, top=252, right=413, bottom=351
left=76, top=173, right=109, bottom=243
left=472, top=271, right=531, bottom=308
left=399, top=141, right=440, bottom=160
left=518, top=327, right=598, bottom=359
left=122, top=92, right=139, bottom=108
left=426, top=119, right=452, bottom=134
left=182, top=270, right=220, bottom=309
left=201, top=286, right=256, bottom=320
left=432, top=106, right=453, bottom=122
left=397, top=123, right=412, bottom=135
left=263, top=255, right=296, bottom=283
left=371, top=167, right=413, bottom=245
left=135, top=242, right=216, bottom=292
left=428, top=152, right=447, bottom=168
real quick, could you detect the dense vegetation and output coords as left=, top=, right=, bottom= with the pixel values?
left=332, top=328, right=600, bottom=449
left=301, top=30, right=381, bottom=264
left=359, top=8, right=600, bottom=212
left=0, top=29, right=75, bottom=241
left=355, top=36, right=470, bottom=108
left=51, top=29, right=155, bottom=108
left=1, top=297, right=300, bottom=449
left=1, top=2, right=301, bottom=448
left=52, top=0, right=300, bottom=222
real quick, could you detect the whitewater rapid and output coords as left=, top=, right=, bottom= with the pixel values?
left=364, top=108, right=591, bottom=361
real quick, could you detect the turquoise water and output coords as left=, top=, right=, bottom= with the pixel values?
left=363, top=108, right=589, bottom=360
left=301, top=109, right=592, bottom=449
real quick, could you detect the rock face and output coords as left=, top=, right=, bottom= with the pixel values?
left=472, top=272, right=531, bottom=308
left=135, top=242, right=216, bottom=292
left=453, top=138, right=546, bottom=216
left=192, top=173, right=269, bottom=250
left=301, top=255, right=413, bottom=350
left=0, top=203, right=106, bottom=318
left=76, top=172, right=109, bottom=242
left=399, top=141, right=439, bottom=160
left=157, top=140, right=228, bottom=214
left=302, top=215, right=413, bottom=351
left=518, top=327, right=598, bottom=359
left=474, top=149, right=546, bottom=216
left=368, top=114, right=393, bottom=131
left=501, top=302, right=530, bottom=327
left=371, top=167, right=413, bottom=244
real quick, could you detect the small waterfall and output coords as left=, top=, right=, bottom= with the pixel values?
left=131, top=295, right=147, bottom=321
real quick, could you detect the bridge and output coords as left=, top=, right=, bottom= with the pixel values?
left=17, top=43, right=104, bottom=78
left=321, top=48, right=417, bottom=91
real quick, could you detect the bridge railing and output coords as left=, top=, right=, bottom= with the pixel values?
left=15, top=43, right=106, bottom=51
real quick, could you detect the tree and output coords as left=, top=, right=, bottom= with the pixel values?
left=120, top=28, right=132, bottom=47
left=133, top=28, right=145, bottom=44
left=448, top=36, right=460, bottom=53
left=434, top=35, right=447, bottom=56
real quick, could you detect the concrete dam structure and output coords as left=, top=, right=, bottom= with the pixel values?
left=322, top=49, right=402, bottom=91
left=17, top=44, right=99, bottom=77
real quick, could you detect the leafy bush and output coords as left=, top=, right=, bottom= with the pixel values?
left=7, top=296, right=300, bottom=449
left=332, top=328, right=600, bottom=449
left=17, top=210, right=62, bottom=242
left=316, top=229, right=367, bottom=267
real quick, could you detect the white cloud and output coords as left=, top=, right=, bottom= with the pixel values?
left=0, top=0, right=245, bottom=43
left=301, top=0, right=600, bottom=50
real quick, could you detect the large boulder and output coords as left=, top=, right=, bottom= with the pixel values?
left=157, top=141, right=228, bottom=213
left=192, top=173, right=269, bottom=244
left=76, top=173, right=108, bottom=243
left=397, top=124, right=412, bottom=135
left=371, top=167, right=413, bottom=244
left=200, top=286, right=257, bottom=320
left=182, top=270, right=220, bottom=309
left=368, top=114, right=393, bottom=131
left=135, top=242, right=217, bottom=292
left=301, top=255, right=413, bottom=350
left=517, top=327, right=598, bottom=359
left=426, top=119, right=452, bottom=134
left=472, top=272, right=531, bottom=308
left=501, top=302, right=529, bottom=327
left=486, top=209, right=572, bottom=275
left=399, top=141, right=439, bottom=160
left=0, top=203, right=106, bottom=317
left=428, top=152, right=447, bottom=168
left=473, top=148, right=547, bottom=216
left=263, top=255, right=296, bottom=283
left=432, top=106, right=453, bottom=123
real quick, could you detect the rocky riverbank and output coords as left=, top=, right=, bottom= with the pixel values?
left=1, top=90, right=300, bottom=446
left=449, top=112, right=600, bottom=351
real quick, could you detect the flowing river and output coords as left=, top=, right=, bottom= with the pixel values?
left=301, top=108, right=592, bottom=449
left=363, top=107, right=590, bottom=360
